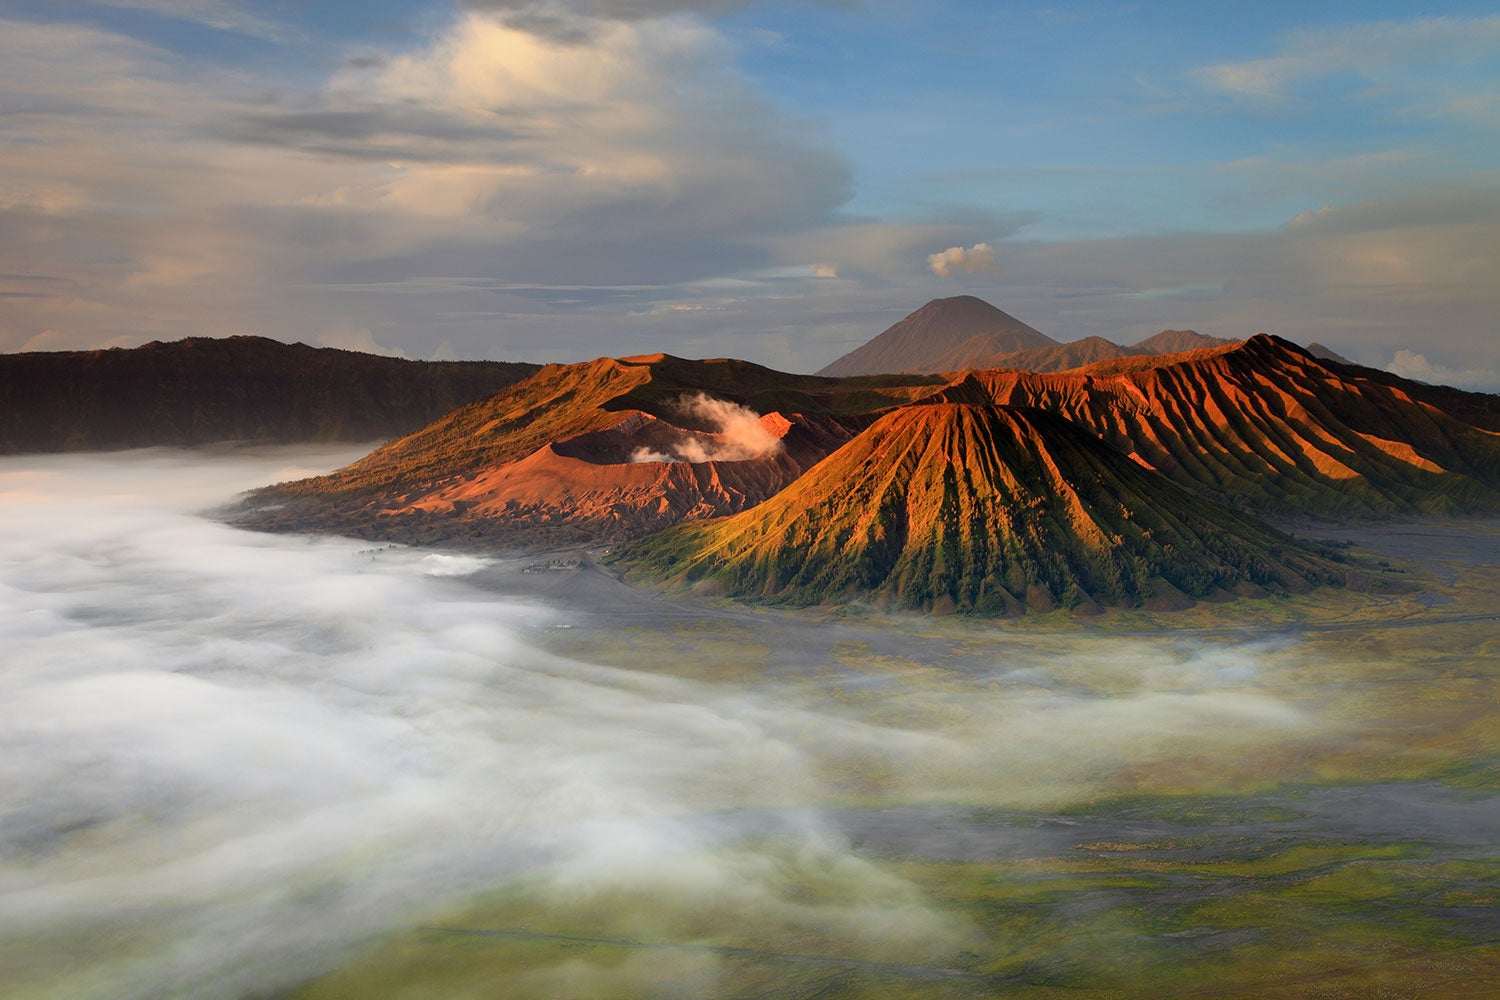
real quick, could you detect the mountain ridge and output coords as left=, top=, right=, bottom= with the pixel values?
left=615, top=403, right=1355, bottom=614
left=817, top=297, right=1240, bottom=376
left=0, top=336, right=540, bottom=453
left=929, top=334, right=1500, bottom=519
left=221, top=326, right=1500, bottom=615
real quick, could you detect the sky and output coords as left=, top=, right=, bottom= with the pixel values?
left=0, top=1, right=1496, bottom=385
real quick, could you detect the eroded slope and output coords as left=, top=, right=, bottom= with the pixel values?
left=617, top=403, right=1353, bottom=614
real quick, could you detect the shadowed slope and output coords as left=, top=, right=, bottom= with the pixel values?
left=817, top=297, right=1056, bottom=377
left=617, top=404, right=1349, bottom=614
left=0, top=336, right=539, bottom=453
left=932, top=336, right=1500, bottom=519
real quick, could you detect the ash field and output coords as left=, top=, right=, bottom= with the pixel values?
left=1, top=446, right=1496, bottom=999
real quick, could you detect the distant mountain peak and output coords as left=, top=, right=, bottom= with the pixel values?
left=1306, top=342, right=1353, bottom=365
left=816, top=296, right=1055, bottom=377
left=1130, top=329, right=1237, bottom=355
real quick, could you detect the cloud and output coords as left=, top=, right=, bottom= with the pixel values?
left=460, top=0, right=849, bottom=24
left=77, top=0, right=293, bottom=40
left=1194, top=14, right=1500, bottom=103
left=1122, top=282, right=1226, bottom=302
left=1386, top=349, right=1500, bottom=392
left=0, top=446, right=1337, bottom=997
left=927, top=241, right=998, bottom=278
left=316, top=325, right=410, bottom=358
left=765, top=219, right=1019, bottom=283
left=2, top=7, right=1497, bottom=384
left=0, top=11, right=849, bottom=356
left=936, top=186, right=1500, bottom=377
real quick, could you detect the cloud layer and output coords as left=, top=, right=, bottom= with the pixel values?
left=0, top=446, right=1328, bottom=998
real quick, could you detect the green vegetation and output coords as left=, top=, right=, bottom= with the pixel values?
left=287, top=519, right=1500, bottom=999
left=291, top=828, right=1500, bottom=1000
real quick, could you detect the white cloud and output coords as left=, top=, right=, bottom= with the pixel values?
left=766, top=221, right=1008, bottom=283
left=927, top=242, right=998, bottom=278
left=1386, top=349, right=1500, bottom=392
left=1, top=8, right=1497, bottom=383
left=1194, top=14, right=1500, bottom=104
left=0, top=11, right=848, bottom=355
left=79, top=0, right=293, bottom=40
left=460, top=0, right=847, bottom=24
left=628, top=392, right=783, bottom=462
left=316, top=326, right=409, bottom=358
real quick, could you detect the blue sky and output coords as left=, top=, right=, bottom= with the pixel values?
left=1, top=0, right=1497, bottom=385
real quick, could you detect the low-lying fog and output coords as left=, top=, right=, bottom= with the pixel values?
left=0, top=447, right=1359, bottom=999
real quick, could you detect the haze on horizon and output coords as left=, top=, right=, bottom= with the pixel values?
left=0, top=0, right=1497, bottom=388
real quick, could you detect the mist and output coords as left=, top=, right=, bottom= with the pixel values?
left=0, top=447, right=1334, bottom=999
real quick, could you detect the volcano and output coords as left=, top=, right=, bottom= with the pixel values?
left=927, top=335, right=1500, bottom=519
left=236, top=353, right=940, bottom=546
left=816, top=296, right=1056, bottom=376
left=235, top=330, right=1500, bottom=614
left=615, top=403, right=1349, bottom=614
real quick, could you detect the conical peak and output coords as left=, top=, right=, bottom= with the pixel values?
left=913, top=294, right=1004, bottom=315
left=833, top=403, right=1085, bottom=476
left=817, top=296, right=1055, bottom=376
left=903, top=295, right=1037, bottom=328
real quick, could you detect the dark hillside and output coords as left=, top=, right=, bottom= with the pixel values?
left=0, top=336, right=539, bottom=453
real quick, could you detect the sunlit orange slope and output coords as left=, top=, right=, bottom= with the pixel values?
left=931, top=335, right=1500, bottom=518
left=616, top=403, right=1358, bottom=613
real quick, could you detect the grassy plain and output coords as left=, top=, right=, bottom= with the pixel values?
left=291, top=520, right=1500, bottom=999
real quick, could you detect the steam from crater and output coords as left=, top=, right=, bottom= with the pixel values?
left=629, top=392, right=784, bottom=464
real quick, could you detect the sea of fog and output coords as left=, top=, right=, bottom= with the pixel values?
left=0, top=446, right=1340, bottom=999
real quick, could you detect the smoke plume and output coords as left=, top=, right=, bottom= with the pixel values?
left=629, top=392, right=784, bottom=463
